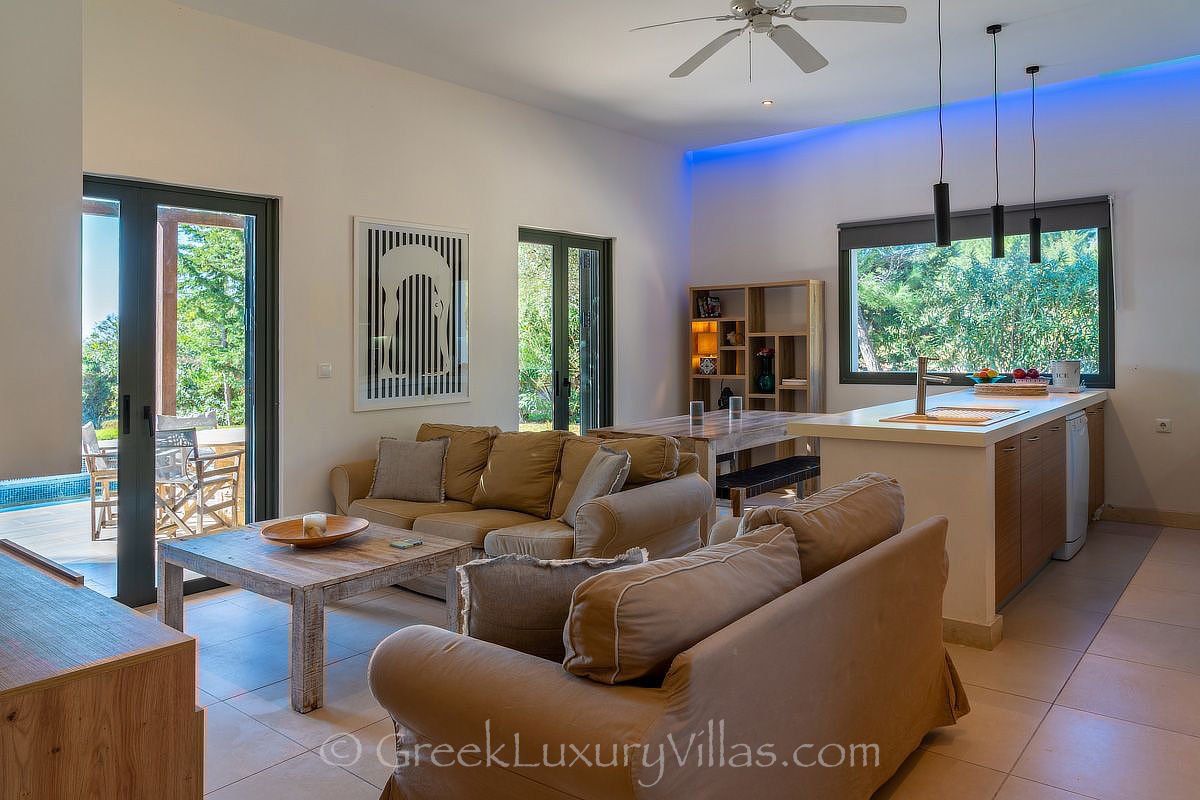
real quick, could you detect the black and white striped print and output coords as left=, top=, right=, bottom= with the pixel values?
left=363, top=223, right=467, bottom=403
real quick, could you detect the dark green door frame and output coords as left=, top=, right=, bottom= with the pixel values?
left=518, top=228, right=613, bottom=432
left=84, top=175, right=279, bottom=607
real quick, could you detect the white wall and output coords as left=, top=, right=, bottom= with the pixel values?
left=0, top=0, right=82, bottom=480
left=83, top=0, right=689, bottom=513
left=690, top=59, right=1200, bottom=515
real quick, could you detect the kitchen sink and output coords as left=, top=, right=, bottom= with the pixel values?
left=879, top=406, right=1029, bottom=426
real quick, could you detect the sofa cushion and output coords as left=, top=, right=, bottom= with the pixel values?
left=369, top=437, right=448, bottom=503
left=483, top=519, right=575, bottom=559
left=472, top=430, right=568, bottom=517
left=563, top=523, right=801, bottom=684
left=416, top=423, right=501, bottom=503
left=453, top=548, right=647, bottom=662
left=560, top=447, right=630, bottom=527
left=550, top=436, right=681, bottom=518
left=413, top=508, right=543, bottom=547
left=737, top=472, right=905, bottom=581
left=349, top=497, right=475, bottom=531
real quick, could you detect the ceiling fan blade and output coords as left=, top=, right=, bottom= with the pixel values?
left=768, top=24, right=829, bottom=73
left=670, top=28, right=744, bottom=78
left=631, top=15, right=734, bottom=32
left=790, top=5, right=907, bottom=23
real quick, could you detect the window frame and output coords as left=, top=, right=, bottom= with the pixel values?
left=837, top=197, right=1116, bottom=389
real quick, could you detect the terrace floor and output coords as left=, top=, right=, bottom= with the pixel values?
left=0, top=500, right=116, bottom=595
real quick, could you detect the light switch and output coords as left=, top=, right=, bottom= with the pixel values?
left=317, top=362, right=332, bottom=379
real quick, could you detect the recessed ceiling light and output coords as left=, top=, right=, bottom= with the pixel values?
left=761, top=99, right=775, bottom=107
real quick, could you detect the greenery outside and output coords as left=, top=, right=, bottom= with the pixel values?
left=852, top=229, right=1101, bottom=374
left=81, top=223, right=247, bottom=435
left=517, top=242, right=582, bottom=432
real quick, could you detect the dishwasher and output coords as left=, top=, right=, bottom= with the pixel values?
left=1054, top=411, right=1091, bottom=560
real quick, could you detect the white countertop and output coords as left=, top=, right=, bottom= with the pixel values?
left=788, top=389, right=1107, bottom=447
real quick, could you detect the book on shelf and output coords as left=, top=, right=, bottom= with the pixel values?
left=780, top=378, right=807, bottom=387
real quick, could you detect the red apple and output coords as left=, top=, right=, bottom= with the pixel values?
left=1012, top=368, right=1027, bottom=379
left=1027, top=368, right=1040, bottom=379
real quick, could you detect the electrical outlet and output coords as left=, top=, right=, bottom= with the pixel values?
left=1155, top=418, right=1172, bottom=433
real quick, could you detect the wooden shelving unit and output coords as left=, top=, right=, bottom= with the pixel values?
left=688, top=280, right=825, bottom=420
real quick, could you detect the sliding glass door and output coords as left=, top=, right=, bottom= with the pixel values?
left=86, top=178, right=276, bottom=606
left=517, top=230, right=612, bottom=434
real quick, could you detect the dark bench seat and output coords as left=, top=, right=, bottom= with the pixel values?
left=715, top=455, right=821, bottom=517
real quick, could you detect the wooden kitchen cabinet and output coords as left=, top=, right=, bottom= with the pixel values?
left=995, top=420, right=1069, bottom=606
left=994, top=434, right=1023, bottom=601
left=1085, top=402, right=1105, bottom=516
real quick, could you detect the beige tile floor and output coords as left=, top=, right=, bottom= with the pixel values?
left=137, top=520, right=1200, bottom=799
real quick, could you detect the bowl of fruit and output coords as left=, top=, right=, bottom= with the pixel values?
left=966, top=368, right=1010, bottom=384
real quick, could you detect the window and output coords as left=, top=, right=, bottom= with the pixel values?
left=839, top=197, right=1115, bottom=387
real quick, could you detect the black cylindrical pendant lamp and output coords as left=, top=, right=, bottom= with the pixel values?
left=991, top=204, right=1006, bottom=259
left=934, top=182, right=951, bottom=246
left=1029, top=215, right=1042, bottom=263
left=1027, top=65, right=1042, bottom=264
left=988, top=24, right=1004, bottom=258
left=932, top=0, right=951, bottom=246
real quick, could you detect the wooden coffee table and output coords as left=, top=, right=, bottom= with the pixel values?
left=157, top=520, right=472, bottom=713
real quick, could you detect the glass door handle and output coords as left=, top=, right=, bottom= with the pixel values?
left=122, top=395, right=131, bottom=435
left=143, top=405, right=154, bottom=436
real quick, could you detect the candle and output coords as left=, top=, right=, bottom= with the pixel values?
left=302, top=512, right=327, bottom=537
left=690, top=401, right=704, bottom=423
left=729, top=396, right=743, bottom=420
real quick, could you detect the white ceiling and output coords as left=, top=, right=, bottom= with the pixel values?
left=176, top=0, right=1200, bottom=149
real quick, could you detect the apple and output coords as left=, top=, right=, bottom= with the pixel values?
left=1027, top=368, right=1040, bottom=379
left=1012, top=368, right=1027, bottom=379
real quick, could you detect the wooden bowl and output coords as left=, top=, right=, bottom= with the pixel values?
left=260, top=516, right=369, bottom=548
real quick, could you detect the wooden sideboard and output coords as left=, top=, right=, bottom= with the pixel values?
left=0, top=543, right=203, bottom=798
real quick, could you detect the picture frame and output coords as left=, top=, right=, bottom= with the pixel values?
left=353, top=217, right=469, bottom=411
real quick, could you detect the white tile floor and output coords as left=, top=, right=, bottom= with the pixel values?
left=137, top=520, right=1200, bottom=799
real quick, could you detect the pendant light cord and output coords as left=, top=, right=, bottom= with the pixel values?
left=937, top=0, right=944, bottom=182
left=1030, top=69, right=1037, bottom=216
left=992, top=27, right=1000, bottom=206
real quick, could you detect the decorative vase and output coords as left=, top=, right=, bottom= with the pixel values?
left=756, top=356, right=775, bottom=393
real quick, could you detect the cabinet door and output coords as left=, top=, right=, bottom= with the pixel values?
left=1019, top=428, right=1045, bottom=581
left=1041, top=421, right=1068, bottom=561
left=1086, top=403, right=1105, bottom=516
left=995, top=434, right=1022, bottom=602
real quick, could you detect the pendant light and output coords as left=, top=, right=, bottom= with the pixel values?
left=1027, top=64, right=1042, bottom=263
left=932, top=0, right=951, bottom=246
left=988, top=24, right=1004, bottom=259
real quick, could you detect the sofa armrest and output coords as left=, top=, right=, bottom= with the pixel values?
left=707, top=515, right=741, bottom=546
left=647, top=516, right=968, bottom=799
left=572, top=472, right=713, bottom=558
left=368, top=625, right=665, bottom=799
left=329, top=459, right=376, bottom=515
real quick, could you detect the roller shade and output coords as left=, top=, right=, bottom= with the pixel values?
left=838, top=196, right=1111, bottom=250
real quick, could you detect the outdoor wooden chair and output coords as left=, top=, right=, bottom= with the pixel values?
left=82, top=422, right=119, bottom=541
left=154, top=427, right=244, bottom=537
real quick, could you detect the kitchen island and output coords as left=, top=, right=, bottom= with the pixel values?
left=788, top=388, right=1107, bottom=648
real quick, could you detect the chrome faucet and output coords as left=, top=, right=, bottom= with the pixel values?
left=916, top=356, right=951, bottom=416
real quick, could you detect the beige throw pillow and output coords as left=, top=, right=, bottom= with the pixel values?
left=560, top=447, right=631, bottom=527
left=415, top=423, right=501, bottom=502
left=563, top=524, right=801, bottom=684
left=737, top=472, right=905, bottom=581
left=368, top=437, right=448, bottom=503
left=472, top=430, right=569, bottom=517
left=550, top=436, right=681, bottom=518
left=452, top=548, right=647, bottom=662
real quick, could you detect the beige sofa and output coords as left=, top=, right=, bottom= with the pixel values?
left=330, top=424, right=714, bottom=565
left=368, top=476, right=969, bottom=799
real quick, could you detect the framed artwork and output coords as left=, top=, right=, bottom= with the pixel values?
left=353, top=217, right=469, bottom=410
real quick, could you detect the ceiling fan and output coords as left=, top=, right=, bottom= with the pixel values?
left=633, top=2, right=907, bottom=77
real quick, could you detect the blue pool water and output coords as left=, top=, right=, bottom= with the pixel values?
left=0, top=471, right=92, bottom=510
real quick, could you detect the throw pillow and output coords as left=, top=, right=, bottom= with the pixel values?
left=550, top=436, right=681, bottom=518
left=472, top=430, right=569, bottom=517
left=560, top=446, right=631, bottom=527
left=451, top=548, right=647, bottom=662
left=563, top=523, right=801, bottom=684
left=736, top=472, right=905, bottom=581
left=415, top=423, right=501, bottom=503
left=368, top=437, right=448, bottom=503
